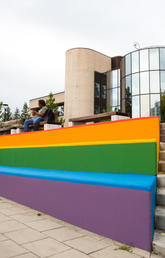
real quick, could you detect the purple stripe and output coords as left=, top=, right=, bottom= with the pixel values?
left=0, top=174, right=152, bottom=251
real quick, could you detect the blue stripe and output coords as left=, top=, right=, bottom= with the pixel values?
left=0, top=166, right=156, bottom=191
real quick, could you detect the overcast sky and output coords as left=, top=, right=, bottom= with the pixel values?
left=0, top=0, right=165, bottom=112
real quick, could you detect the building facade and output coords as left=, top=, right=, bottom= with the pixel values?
left=29, top=46, right=165, bottom=127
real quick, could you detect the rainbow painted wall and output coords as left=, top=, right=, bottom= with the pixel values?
left=0, top=117, right=160, bottom=251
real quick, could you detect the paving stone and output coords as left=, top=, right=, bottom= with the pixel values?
left=90, top=245, right=139, bottom=258
left=65, top=236, right=110, bottom=254
left=44, top=214, right=65, bottom=223
left=0, top=220, right=27, bottom=233
left=26, top=219, right=63, bottom=232
left=13, top=253, right=38, bottom=258
left=0, top=202, right=14, bottom=209
left=0, top=213, right=11, bottom=222
left=0, top=233, right=8, bottom=241
left=59, top=221, right=82, bottom=229
left=49, top=249, right=90, bottom=258
left=23, top=237, right=70, bottom=257
left=150, top=254, right=163, bottom=258
left=11, top=211, right=45, bottom=223
left=77, top=229, right=104, bottom=240
left=5, top=228, right=46, bottom=244
left=0, top=197, right=7, bottom=202
left=44, top=226, right=83, bottom=242
left=95, top=237, right=114, bottom=245
left=0, top=206, right=28, bottom=216
left=0, top=239, right=27, bottom=257
left=132, top=247, right=150, bottom=258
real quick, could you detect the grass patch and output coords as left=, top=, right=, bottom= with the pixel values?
left=115, top=244, right=133, bottom=253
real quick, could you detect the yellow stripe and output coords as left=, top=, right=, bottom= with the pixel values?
left=0, top=138, right=157, bottom=150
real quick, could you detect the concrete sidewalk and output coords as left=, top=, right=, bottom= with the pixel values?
left=0, top=197, right=158, bottom=258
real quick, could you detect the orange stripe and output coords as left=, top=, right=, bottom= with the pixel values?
left=0, top=117, right=160, bottom=148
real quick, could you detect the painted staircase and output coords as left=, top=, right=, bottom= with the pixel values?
left=153, top=123, right=165, bottom=256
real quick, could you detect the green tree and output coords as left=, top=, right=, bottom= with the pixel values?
left=13, top=107, right=21, bottom=120
left=2, top=106, right=12, bottom=121
left=0, top=102, right=3, bottom=120
left=46, top=92, right=58, bottom=112
left=21, top=102, right=30, bottom=119
left=58, top=117, right=65, bottom=127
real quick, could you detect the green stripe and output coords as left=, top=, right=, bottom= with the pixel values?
left=0, top=142, right=157, bottom=175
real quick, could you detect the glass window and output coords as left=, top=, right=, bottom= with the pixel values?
left=94, top=72, right=107, bottom=114
left=94, top=83, right=100, bottom=98
left=125, top=54, right=131, bottom=75
left=132, top=51, right=139, bottom=73
left=117, top=69, right=120, bottom=86
left=141, top=95, right=149, bottom=117
left=110, top=88, right=117, bottom=106
left=132, top=73, right=139, bottom=95
left=150, top=94, right=160, bottom=117
left=150, top=48, right=159, bottom=70
left=160, top=48, right=165, bottom=70
left=132, top=96, right=140, bottom=118
left=150, top=71, right=160, bottom=93
left=101, top=85, right=107, bottom=99
left=112, top=107, right=119, bottom=112
left=125, top=97, right=132, bottom=118
left=160, top=71, right=165, bottom=93
left=94, top=102, right=100, bottom=114
left=125, top=75, right=132, bottom=93
left=140, top=49, right=148, bottom=71
left=117, top=87, right=120, bottom=106
left=111, top=70, right=118, bottom=88
left=140, top=72, right=149, bottom=94
left=58, top=105, right=64, bottom=116
left=161, top=94, right=165, bottom=122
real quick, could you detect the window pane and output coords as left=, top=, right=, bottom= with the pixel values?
left=125, top=97, right=132, bottom=117
left=117, top=87, right=120, bottom=106
left=132, top=73, right=139, bottom=95
left=132, top=51, right=139, bottom=73
left=94, top=83, right=100, bottom=97
left=125, top=75, right=132, bottom=94
left=140, top=72, right=149, bottom=94
left=117, top=69, right=120, bottom=86
left=111, top=70, right=118, bottom=88
left=150, top=48, right=159, bottom=70
left=141, top=95, right=149, bottom=117
left=160, top=71, right=165, bottom=93
left=101, top=85, right=107, bottom=99
left=132, top=96, right=140, bottom=118
left=150, top=94, right=160, bottom=117
left=150, top=71, right=160, bottom=93
left=58, top=105, right=64, bottom=116
left=161, top=94, right=165, bottom=122
left=160, top=48, right=165, bottom=70
left=110, top=88, right=117, bottom=106
left=140, top=49, right=148, bottom=71
left=112, top=107, right=119, bottom=112
left=125, top=54, right=131, bottom=75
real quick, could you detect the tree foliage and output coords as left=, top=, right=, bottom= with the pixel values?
left=2, top=106, right=12, bottom=122
left=0, top=102, right=3, bottom=120
left=21, top=102, right=30, bottom=119
left=13, top=107, right=21, bottom=120
left=46, top=92, right=58, bottom=112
